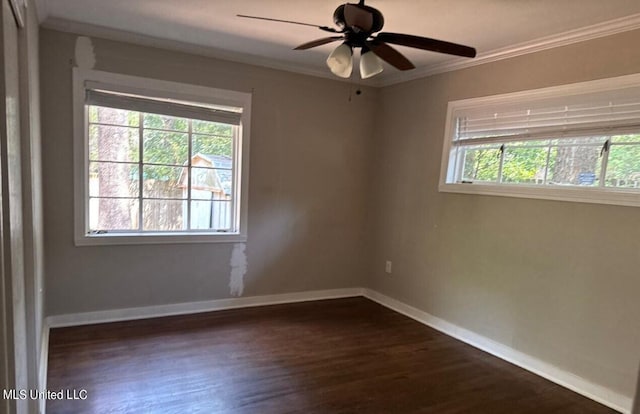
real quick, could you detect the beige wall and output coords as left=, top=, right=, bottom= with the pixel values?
left=369, top=29, right=640, bottom=398
left=40, top=29, right=376, bottom=316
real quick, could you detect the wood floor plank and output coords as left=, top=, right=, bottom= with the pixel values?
left=47, top=298, right=620, bottom=413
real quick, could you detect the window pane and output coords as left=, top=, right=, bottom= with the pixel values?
left=605, top=144, right=640, bottom=188
left=192, top=120, right=233, bottom=136
left=191, top=167, right=233, bottom=200
left=89, top=198, right=139, bottom=231
left=143, top=130, right=189, bottom=166
left=460, top=145, right=500, bottom=182
left=143, top=113, right=188, bottom=131
left=611, top=134, right=640, bottom=143
left=507, top=140, right=550, bottom=147
left=501, top=146, right=549, bottom=184
left=547, top=145, right=602, bottom=186
left=556, top=136, right=605, bottom=146
left=89, top=162, right=139, bottom=197
left=143, top=199, right=185, bottom=231
left=89, top=125, right=139, bottom=162
left=193, top=134, right=233, bottom=158
left=143, top=165, right=185, bottom=199
left=190, top=200, right=232, bottom=231
left=89, top=106, right=139, bottom=127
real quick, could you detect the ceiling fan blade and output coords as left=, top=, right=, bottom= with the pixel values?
left=236, top=14, right=338, bottom=33
left=343, top=4, right=373, bottom=32
left=366, top=39, right=415, bottom=70
left=294, top=36, right=344, bottom=50
left=376, top=32, right=476, bottom=58
left=367, top=41, right=415, bottom=71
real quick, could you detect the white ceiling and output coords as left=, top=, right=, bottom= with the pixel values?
left=37, top=0, right=640, bottom=85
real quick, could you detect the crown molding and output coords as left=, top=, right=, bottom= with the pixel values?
left=41, top=12, right=640, bottom=88
left=41, top=17, right=378, bottom=87
left=379, top=12, right=640, bottom=86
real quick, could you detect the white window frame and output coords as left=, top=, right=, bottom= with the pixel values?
left=73, top=68, right=251, bottom=245
left=439, top=73, right=640, bottom=208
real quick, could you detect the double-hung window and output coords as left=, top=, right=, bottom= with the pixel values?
left=73, top=69, right=251, bottom=245
left=439, top=73, right=640, bottom=207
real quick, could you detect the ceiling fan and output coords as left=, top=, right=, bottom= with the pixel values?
left=238, top=0, right=476, bottom=79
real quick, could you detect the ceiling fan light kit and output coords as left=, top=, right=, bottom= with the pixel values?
left=359, top=48, right=383, bottom=79
left=238, top=0, right=477, bottom=80
left=327, top=43, right=354, bottom=78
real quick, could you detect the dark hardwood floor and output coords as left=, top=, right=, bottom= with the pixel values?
left=47, top=297, right=619, bottom=413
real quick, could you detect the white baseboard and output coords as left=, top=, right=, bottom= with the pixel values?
left=46, top=287, right=364, bottom=328
left=43, top=286, right=632, bottom=413
left=362, top=288, right=632, bottom=414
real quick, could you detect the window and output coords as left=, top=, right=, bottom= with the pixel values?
left=73, top=69, right=251, bottom=245
left=439, top=73, right=640, bottom=207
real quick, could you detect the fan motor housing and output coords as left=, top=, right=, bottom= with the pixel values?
left=333, top=3, right=385, bottom=33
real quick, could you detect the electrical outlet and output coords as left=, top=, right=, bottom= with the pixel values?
left=385, top=260, right=392, bottom=274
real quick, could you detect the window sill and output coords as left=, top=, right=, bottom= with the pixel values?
left=74, top=232, right=247, bottom=246
left=438, top=182, right=640, bottom=208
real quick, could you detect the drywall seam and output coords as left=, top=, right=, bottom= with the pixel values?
left=362, top=288, right=632, bottom=414
left=229, top=243, right=247, bottom=296
left=74, top=36, right=95, bottom=69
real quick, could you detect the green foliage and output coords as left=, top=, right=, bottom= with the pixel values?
left=193, top=120, right=233, bottom=136
left=140, top=115, right=233, bottom=182
left=612, top=135, right=640, bottom=143
left=502, top=147, right=548, bottom=183
left=143, top=113, right=187, bottom=131
left=144, top=131, right=188, bottom=165
left=459, top=135, right=640, bottom=187
left=193, top=134, right=232, bottom=158
left=606, top=139, right=640, bottom=186
left=462, top=147, right=500, bottom=182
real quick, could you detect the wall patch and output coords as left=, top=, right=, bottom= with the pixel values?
left=74, top=36, right=96, bottom=69
left=229, top=243, right=247, bottom=297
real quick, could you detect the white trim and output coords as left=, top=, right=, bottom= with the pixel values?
left=379, top=13, right=640, bottom=86
left=74, top=232, right=249, bottom=247
left=46, top=288, right=364, bottom=328
left=438, top=72, right=640, bottom=207
left=38, top=323, right=49, bottom=414
left=42, top=18, right=366, bottom=86
left=362, top=289, right=633, bottom=414
left=72, top=68, right=252, bottom=246
left=438, top=182, right=640, bottom=208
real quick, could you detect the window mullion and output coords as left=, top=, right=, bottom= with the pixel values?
left=138, top=113, right=144, bottom=231
left=187, top=119, right=193, bottom=230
